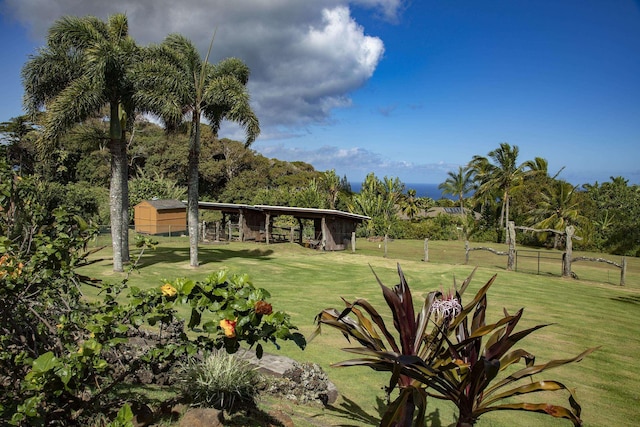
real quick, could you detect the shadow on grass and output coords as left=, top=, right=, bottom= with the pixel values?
left=610, top=295, right=640, bottom=305
left=322, top=395, right=443, bottom=427
left=131, top=245, right=275, bottom=269
left=321, top=395, right=382, bottom=426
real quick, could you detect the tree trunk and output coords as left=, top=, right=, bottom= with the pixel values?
left=108, top=102, right=126, bottom=272
left=504, top=193, right=510, bottom=244
left=120, top=133, right=129, bottom=263
left=188, top=115, right=201, bottom=267
left=109, top=138, right=125, bottom=272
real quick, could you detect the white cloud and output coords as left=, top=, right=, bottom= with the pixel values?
left=5, top=0, right=391, bottom=136
left=256, top=143, right=459, bottom=183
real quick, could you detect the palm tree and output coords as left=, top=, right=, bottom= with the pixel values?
left=439, top=165, right=474, bottom=212
left=529, top=180, right=586, bottom=248
left=22, top=14, right=138, bottom=272
left=400, top=188, right=420, bottom=220
left=469, top=143, right=531, bottom=242
left=135, top=34, right=259, bottom=267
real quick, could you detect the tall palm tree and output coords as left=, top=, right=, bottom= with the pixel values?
left=22, top=14, right=138, bottom=272
left=469, top=143, right=531, bottom=242
left=135, top=34, right=259, bottom=267
left=439, top=165, right=474, bottom=212
left=529, top=180, right=585, bottom=248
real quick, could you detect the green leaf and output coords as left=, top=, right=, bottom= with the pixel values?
left=202, top=320, right=217, bottom=333
left=256, top=343, right=263, bottom=359
left=31, top=352, right=57, bottom=374
left=55, top=365, right=72, bottom=386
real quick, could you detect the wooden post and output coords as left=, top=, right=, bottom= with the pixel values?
left=621, top=257, right=627, bottom=286
left=215, top=221, right=220, bottom=242
left=290, top=226, right=294, bottom=243
left=321, top=216, right=327, bottom=250
left=238, top=210, right=244, bottom=242
left=562, top=225, right=574, bottom=277
left=352, top=231, right=356, bottom=253
left=297, top=218, right=304, bottom=244
left=423, top=238, right=429, bottom=262
left=201, top=220, right=206, bottom=242
left=265, top=213, right=271, bottom=244
left=507, top=221, right=516, bottom=271
left=228, top=221, right=232, bottom=242
left=384, top=234, right=388, bottom=258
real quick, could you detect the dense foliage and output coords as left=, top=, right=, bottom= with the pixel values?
left=0, top=161, right=304, bottom=426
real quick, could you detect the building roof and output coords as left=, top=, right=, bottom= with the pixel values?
left=139, top=199, right=186, bottom=210
left=197, top=201, right=370, bottom=222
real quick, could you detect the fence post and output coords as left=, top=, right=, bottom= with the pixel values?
left=351, top=232, right=356, bottom=253
left=507, top=221, right=516, bottom=271
left=464, top=240, right=469, bottom=264
left=423, top=238, right=429, bottom=262
left=384, top=234, right=388, bottom=258
left=621, top=257, right=627, bottom=286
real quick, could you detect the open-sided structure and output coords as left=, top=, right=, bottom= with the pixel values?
left=198, top=202, right=370, bottom=251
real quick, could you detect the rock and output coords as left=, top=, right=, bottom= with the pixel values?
left=268, top=409, right=295, bottom=427
left=130, top=401, right=154, bottom=427
left=179, top=408, right=224, bottom=427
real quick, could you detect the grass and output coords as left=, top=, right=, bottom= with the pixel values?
left=78, top=236, right=640, bottom=426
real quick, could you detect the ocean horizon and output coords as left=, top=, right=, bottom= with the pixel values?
left=349, top=182, right=455, bottom=200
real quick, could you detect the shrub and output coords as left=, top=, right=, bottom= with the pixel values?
left=0, top=159, right=305, bottom=426
left=179, top=351, right=259, bottom=412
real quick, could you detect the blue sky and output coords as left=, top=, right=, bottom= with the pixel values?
left=1, top=0, right=639, bottom=186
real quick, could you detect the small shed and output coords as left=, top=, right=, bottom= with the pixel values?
left=134, top=199, right=187, bottom=235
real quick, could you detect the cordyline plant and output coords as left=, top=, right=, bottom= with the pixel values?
left=312, top=264, right=597, bottom=427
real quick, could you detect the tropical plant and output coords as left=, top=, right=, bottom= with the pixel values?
left=400, top=189, right=421, bottom=220
left=180, top=350, right=260, bottom=412
left=528, top=180, right=587, bottom=249
left=134, top=33, right=260, bottom=267
left=312, top=264, right=596, bottom=427
left=469, top=143, right=533, bottom=242
left=0, top=160, right=304, bottom=425
left=0, top=115, right=39, bottom=174
left=320, top=169, right=342, bottom=210
left=349, top=173, right=405, bottom=238
left=439, top=165, right=474, bottom=212
left=22, top=13, right=139, bottom=272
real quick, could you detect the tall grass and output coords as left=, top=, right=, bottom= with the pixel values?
left=78, top=237, right=640, bottom=426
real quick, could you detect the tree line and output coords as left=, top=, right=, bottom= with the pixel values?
left=1, top=13, right=638, bottom=265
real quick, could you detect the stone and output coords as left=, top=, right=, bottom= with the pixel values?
left=179, top=408, right=224, bottom=427
left=268, top=409, right=295, bottom=427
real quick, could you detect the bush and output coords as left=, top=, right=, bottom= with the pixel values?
left=180, top=351, right=259, bottom=412
left=0, top=161, right=305, bottom=426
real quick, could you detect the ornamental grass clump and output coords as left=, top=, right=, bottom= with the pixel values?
left=180, top=350, right=260, bottom=413
left=312, top=264, right=597, bottom=427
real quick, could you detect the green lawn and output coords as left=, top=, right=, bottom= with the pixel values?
left=79, top=237, right=640, bottom=427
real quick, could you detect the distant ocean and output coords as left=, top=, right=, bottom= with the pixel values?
left=349, top=182, right=455, bottom=200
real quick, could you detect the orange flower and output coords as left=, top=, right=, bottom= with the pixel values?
left=160, top=283, right=177, bottom=297
left=254, top=300, right=273, bottom=315
left=219, top=318, right=237, bottom=338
